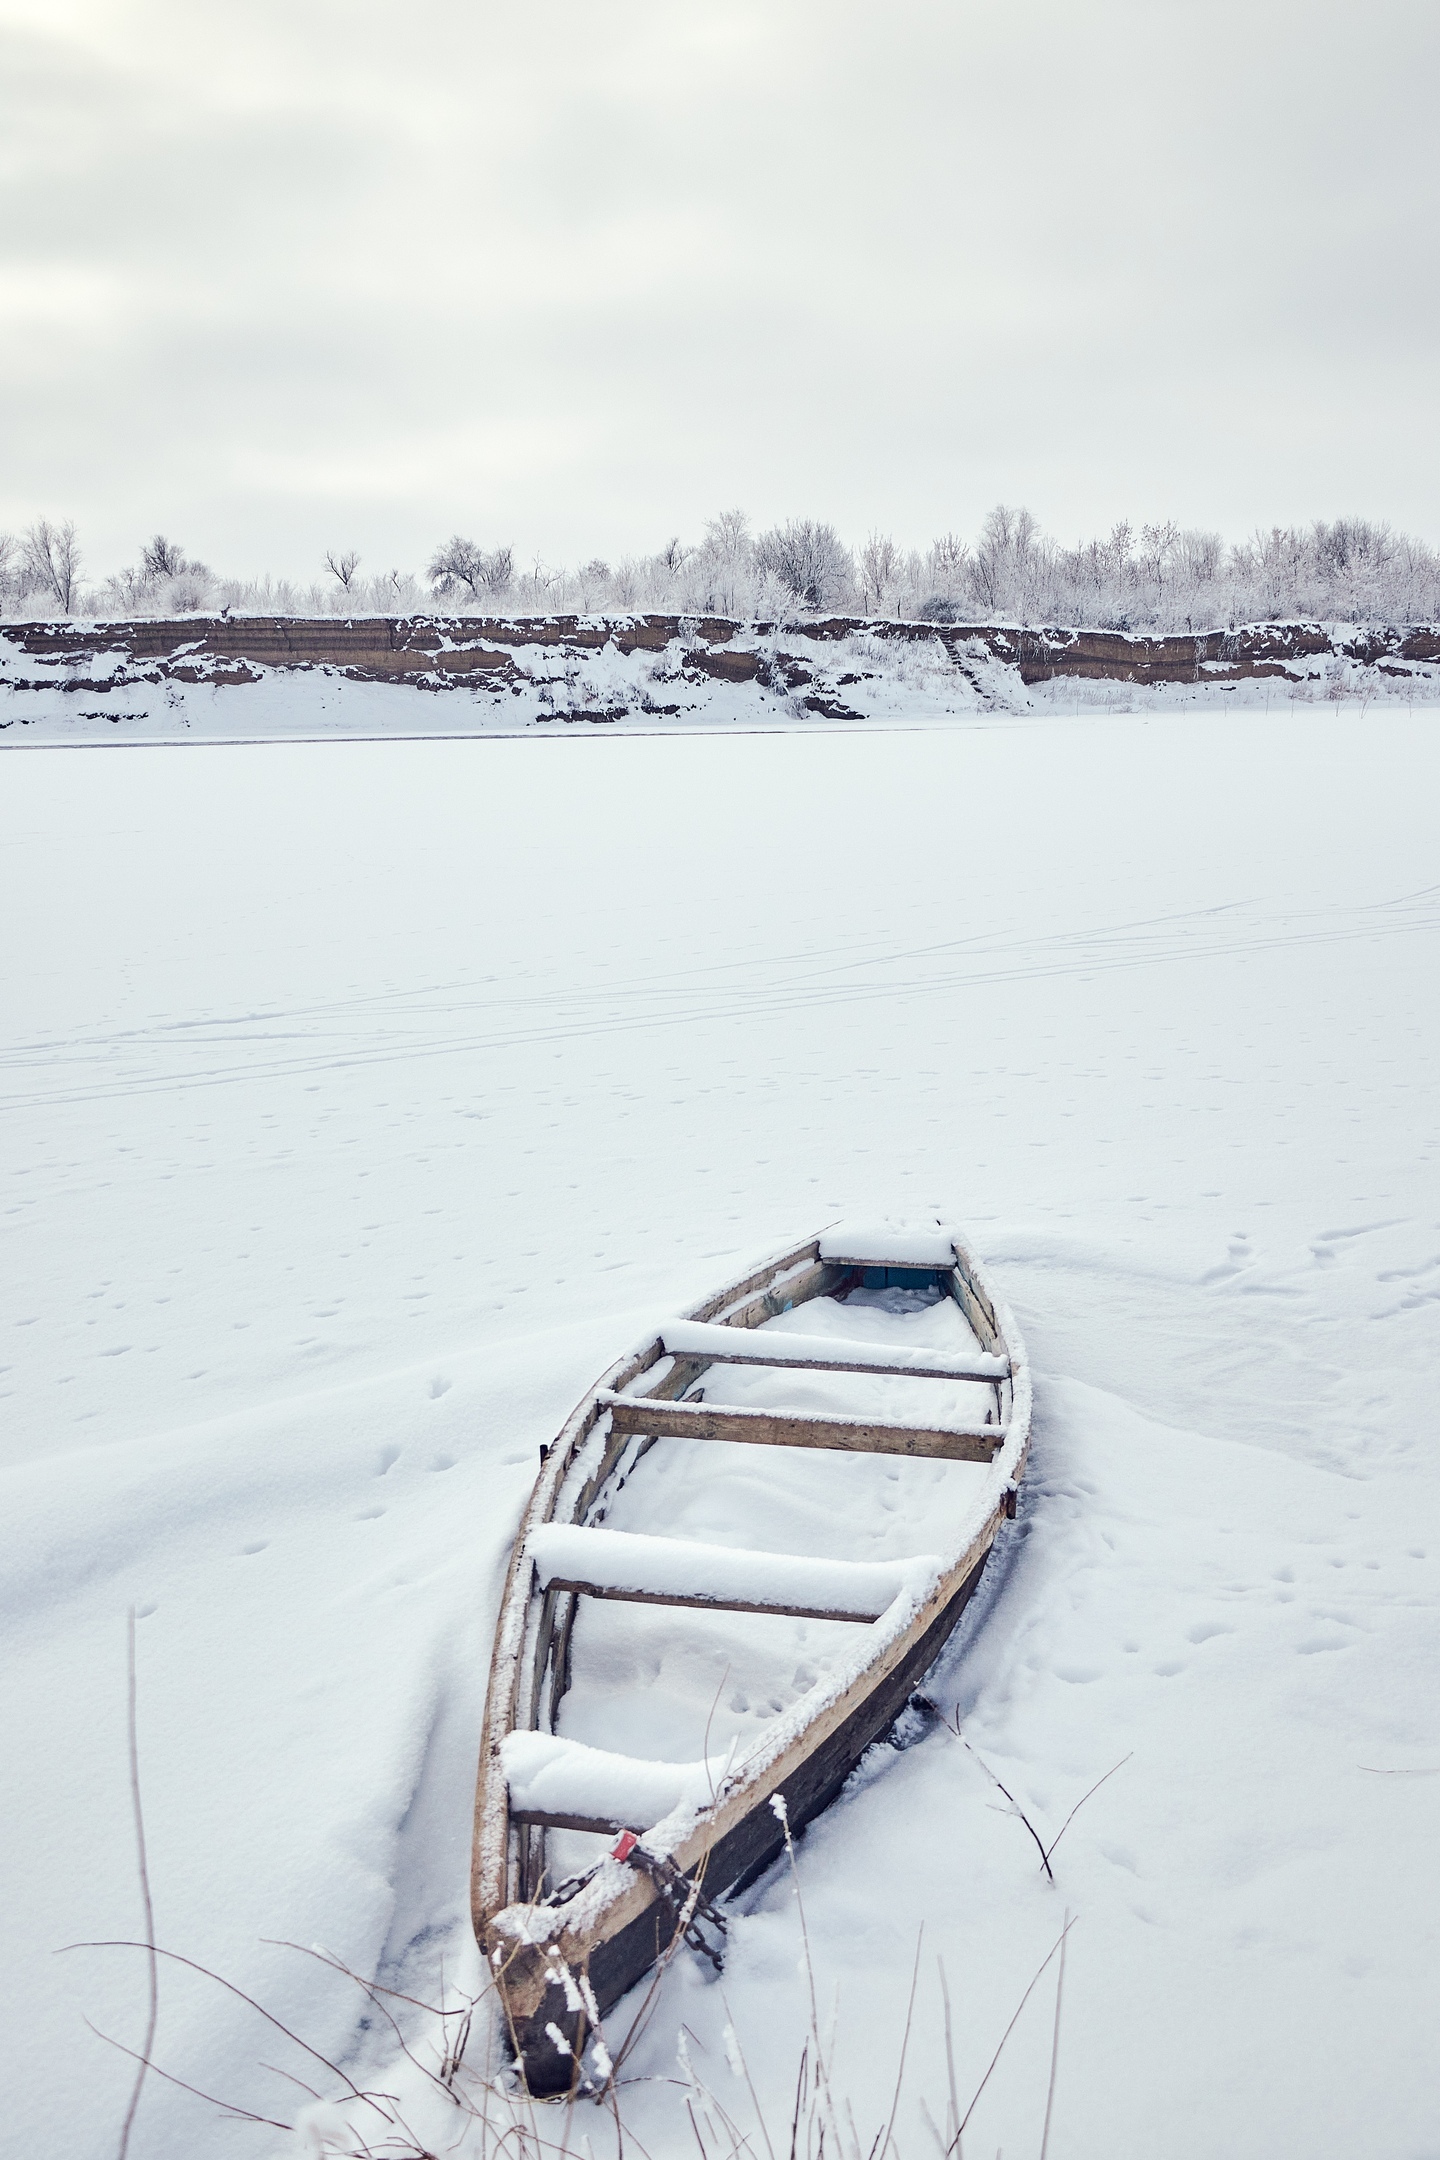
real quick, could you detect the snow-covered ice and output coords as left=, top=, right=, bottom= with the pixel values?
left=2, top=708, right=1439, bottom=2156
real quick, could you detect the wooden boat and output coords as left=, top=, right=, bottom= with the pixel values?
left=470, top=1222, right=1031, bottom=2093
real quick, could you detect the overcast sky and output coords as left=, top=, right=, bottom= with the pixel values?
left=1, top=0, right=1436, bottom=581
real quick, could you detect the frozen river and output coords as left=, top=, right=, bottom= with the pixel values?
left=3, top=710, right=1438, bottom=2156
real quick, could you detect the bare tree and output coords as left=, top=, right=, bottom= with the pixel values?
left=926, top=531, right=970, bottom=591
left=427, top=537, right=514, bottom=604
left=859, top=531, right=901, bottom=614
left=1136, top=521, right=1180, bottom=598
left=576, top=558, right=613, bottom=609
left=22, top=518, right=82, bottom=613
left=104, top=564, right=150, bottom=611
left=324, top=549, right=361, bottom=590
left=141, top=535, right=189, bottom=580
left=5, top=502, right=1435, bottom=634
left=690, top=510, right=752, bottom=616
left=969, top=504, right=1040, bottom=614
left=753, top=519, right=853, bottom=610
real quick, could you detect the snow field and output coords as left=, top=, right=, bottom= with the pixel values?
left=2, top=708, right=1438, bottom=2156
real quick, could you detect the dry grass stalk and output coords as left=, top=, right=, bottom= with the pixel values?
left=73, top=1623, right=1089, bottom=2158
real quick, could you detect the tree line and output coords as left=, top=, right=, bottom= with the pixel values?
left=3, top=507, right=1438, bottom=632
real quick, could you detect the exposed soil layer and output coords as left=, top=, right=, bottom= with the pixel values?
left=3, top=612, right=1438, bottom=721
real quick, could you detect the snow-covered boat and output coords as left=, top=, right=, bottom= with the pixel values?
left=471, top=1223, right=1031, bottom=2092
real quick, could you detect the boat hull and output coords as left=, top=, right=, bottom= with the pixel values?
left=472, top=1226, right=1031, bottom=2095
left=509, top=1541, right=991, bottom=2090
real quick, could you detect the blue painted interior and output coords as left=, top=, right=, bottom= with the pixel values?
left=859, top=1265, right=942, bottom=1290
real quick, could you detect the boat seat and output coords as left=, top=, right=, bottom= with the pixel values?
left=503, top=1728, right=732, bottom=1833
left=598, top=1390, right=1006, bottom=1462
left=656, top=1317, right=1009, bottom=1383
left=527, top=1522, right=940, bottom=1623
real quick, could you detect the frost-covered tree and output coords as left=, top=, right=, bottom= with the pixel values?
left=858, top=532, right=902, bottom=614
left=968, top=505, right=1041, bottom=615
left=686, top=510, right=753, bottom=616
left=427, top=537, right=515, bottom=604
left=22, top=519, right=82, bottom=613
left=926, top=531, right=970, bottom=594
left=753, top=519, right=853, bottom=610
left=0, top=531, right=20, bottom=614
left=9, top=500, right=1438, bottom=628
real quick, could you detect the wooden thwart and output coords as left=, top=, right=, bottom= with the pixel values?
left=529, top=1524, right=920, bottom=1624
left=599, top=1390, right=1004, bottom=1462
left=656, top=1318, right=1009, bottom=1384
left=510, top=1804, right=630, bottom=1834
left=541, top=1576, right=880, bottom=1622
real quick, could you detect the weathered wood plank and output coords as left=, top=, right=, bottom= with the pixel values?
left=708, top=1257, right=847, bottom=1332
left=948, top=1262, right=1000, bottom=1351
left=511, top=1806, right=626, bottom=1834
left=655, top=1328, right=1009, bottom=1384
left=599, top=1391, right=1003, bottom=1462
left=538, top=1576, right=878, bottom=1623
left=689, top=1239, right=822, bottom=1323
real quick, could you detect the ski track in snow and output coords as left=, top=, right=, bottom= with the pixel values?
left=2, top=708, right=1438, bottom=2158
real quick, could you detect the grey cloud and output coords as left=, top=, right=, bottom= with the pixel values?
left=1, top=0, right=1436, bottom=577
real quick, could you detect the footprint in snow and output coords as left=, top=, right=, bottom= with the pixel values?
left=429, top=1375, right=452, bottom=1399
left=375, top=1444, right=401, bottom=1476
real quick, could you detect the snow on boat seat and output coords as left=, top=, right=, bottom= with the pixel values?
left=502, top=1730, right=733, bottom=1833
left=528, top=1523, right=941, bottom=1623
left=818, top=1221, right=959, bottom=1289
left=657, top=1316, right=1008, bottom=1383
